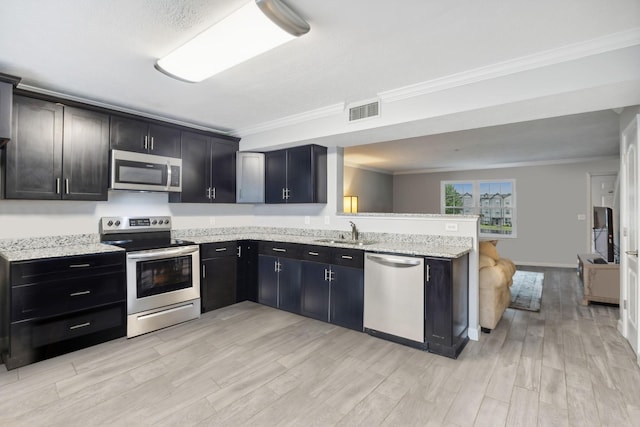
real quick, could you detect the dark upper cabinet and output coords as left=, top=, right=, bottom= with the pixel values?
left=424, top=254, right=469, bottom=359
left=5, top=96, right=108, bottom=200
left=170, top=131, right=238, bottom=203
left=62, top=107, right=110, bottom=200
left=110, top=116, right=181, bottom=158
left=264, top=144, right=327, bottom=204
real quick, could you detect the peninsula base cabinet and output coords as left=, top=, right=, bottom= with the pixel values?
left=0, top=252, right=127, bottom=370
left=424, top=254, right=469, bottom=359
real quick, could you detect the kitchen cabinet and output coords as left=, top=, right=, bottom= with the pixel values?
left=424, top=254, right=469, bottom=358
left=5, top=96, right=109, bottom=200
left=170, top=131, right=238, bottom=203
left=258, top=242, right=302, bottom=312
left=110, top=115, right=181, bottom=158
left=300, top=246, right=364, bottom=331
left=0, top=252, right=126, bottom=370
left=200, top=242, right=238, bottom=312
left=236, top=152, right=265, bottom=203
left=264, top=144, right=327, bottom=203
left=237, top=240, right=259, bottom=303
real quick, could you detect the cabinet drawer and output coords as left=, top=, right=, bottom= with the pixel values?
left=201, top=241, right=237, bottom=259
left=11, top=271, right=126, bottom=322
left=11, top=252, right=125, bottom=285
left=301, top=245, right=331, bottom=263
left=331, top=248, right=364, bottom=268
left=10, top=304, right=125, bottom=353
left=258, top=241, right=302, bottom=259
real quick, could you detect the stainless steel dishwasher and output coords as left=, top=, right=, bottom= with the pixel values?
left=364, top=253, right=425, bottom=344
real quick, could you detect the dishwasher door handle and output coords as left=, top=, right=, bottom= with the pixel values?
left=366, top=254, right=422, bottom=268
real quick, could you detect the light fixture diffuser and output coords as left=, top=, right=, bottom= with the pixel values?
left=155, top=0, right=309, bottom=82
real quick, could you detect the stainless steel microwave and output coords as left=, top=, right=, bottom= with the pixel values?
left=110, top=149, right=182, bottom=192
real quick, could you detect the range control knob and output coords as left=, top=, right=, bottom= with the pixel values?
left=114, top=220, right=121, bottom=226
left=107, top=220, right=113, bottom=227
left=164, top=219, right=170, bottom=224
left=152, top=220, right=158, bottom=225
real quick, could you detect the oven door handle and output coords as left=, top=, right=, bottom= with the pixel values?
left=127, top=245, right=199, bottom=260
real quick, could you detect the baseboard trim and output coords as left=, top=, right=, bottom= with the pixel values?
left=514, top=261, right=576, bottom=269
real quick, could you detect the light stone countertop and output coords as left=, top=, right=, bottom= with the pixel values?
left=0, top=227, right=473, bottom=262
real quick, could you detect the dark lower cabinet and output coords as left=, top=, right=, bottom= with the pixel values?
left=200, top=242, right=238, bottom=312
left=0, top=252, right=127, bottom=370
left=237, top=240, right=258, bottom=303
left=301, top=261, right=330, bottom=321
left=424, top=254, right=469, bottom=358
left=299, top=246, right=364, bottom=331
left=330, top=264, right=364, bottom=331
left=258, top=243, right=302, bottom=312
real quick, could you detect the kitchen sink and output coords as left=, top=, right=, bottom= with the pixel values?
left=314, top=238, right=377, bottom=246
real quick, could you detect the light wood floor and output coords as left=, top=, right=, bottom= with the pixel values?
left=1, top=267, right=639, bottom=426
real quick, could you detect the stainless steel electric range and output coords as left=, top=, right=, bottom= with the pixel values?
left=99, top=216, right=200, bottom=337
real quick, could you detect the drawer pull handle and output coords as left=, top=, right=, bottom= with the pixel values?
left=69, top=263, right=91, bottom=268
left=69, top=322, right=91, bottom=330
left=341, top=255, right=353, bottom=260
left=272, top=248, right=286, bottom=252
left=308, top=251, right=319, bottom=256
left=215, top=248, right=227, bottom=252
left=70, top=290, right=91, bottom=297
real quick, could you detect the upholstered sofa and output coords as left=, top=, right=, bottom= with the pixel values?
left=479, top=240, right=516, bottom=331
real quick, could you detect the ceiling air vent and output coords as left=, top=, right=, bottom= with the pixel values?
left=348, top=100, right=380, bottom=122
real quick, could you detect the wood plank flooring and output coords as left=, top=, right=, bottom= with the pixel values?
left=1, top=267, right=639, bottom=426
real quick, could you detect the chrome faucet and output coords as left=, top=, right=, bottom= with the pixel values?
left=349, top=221, right=359, bottom=241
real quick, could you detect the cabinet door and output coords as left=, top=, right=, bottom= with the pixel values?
left=6, top=96, right=63, bottom=199
left=264, top=150, right=287, bottom=203
left=62, top=107, right=109, bottom=201
left=210, top=138, right=237, bottom=203
left=237, top=241, right=258, bottom=302
left=286, top=145, right=313, bottom=203
left=110, top=116, right=148, bottom=153
left=424, top=257, right=453, bottom=346
left=179, top=131, right=211, bottom=203
left=236, top=152, right=265, bottom=203
left=330, top=265, right=364, bottom=331
left=301, top=261, right=330, bottom=322
left=201, top=256, right=237, bottom=312
left=278, top=258, right=302, bottom=313
left=148, top=123, right=181, bottom=158
left=258, top=255, right=279, bottom=307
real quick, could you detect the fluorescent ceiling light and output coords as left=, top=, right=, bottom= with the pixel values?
left=155, top=0, right=309, bottom=83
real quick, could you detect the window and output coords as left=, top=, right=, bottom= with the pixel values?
left=441, top=179, right=516, bottom=238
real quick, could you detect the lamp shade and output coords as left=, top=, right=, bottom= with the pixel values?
left=155, top=0, right=309, bottom=82
left=344, top=196, right=358, bottom=213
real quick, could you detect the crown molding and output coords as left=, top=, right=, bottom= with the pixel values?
left=343, top=161, right=393, bottom=175
left=236, top=102, right=344, bottom=137
left=391, top=156, right=621, bottom=175
left=236, top=28, right=640, bottom=138
left=379, top=28, right=640, bottom=103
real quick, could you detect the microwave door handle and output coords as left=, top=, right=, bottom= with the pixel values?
left=166, top=161, right=172, bottom=190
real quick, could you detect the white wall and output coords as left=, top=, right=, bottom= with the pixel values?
left=343, top=165, right=393, bottom=213
left=393, top=158, right=621, bottom=267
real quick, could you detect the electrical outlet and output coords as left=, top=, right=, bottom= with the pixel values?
left=577, top=214, right=586, bottom=220
left=445, top=223, right=458, bottom=232
left=304, top=216, right=310, bottom=225
left=209, top=217, right=216, bottom=225
left=324, top=216, right=330, bottom=225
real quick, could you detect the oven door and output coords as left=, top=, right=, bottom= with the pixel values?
left=126, top=245, right=200, bottom=314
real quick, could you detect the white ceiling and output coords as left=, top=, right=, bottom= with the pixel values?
left=1, top=0, right=639, bottom=173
